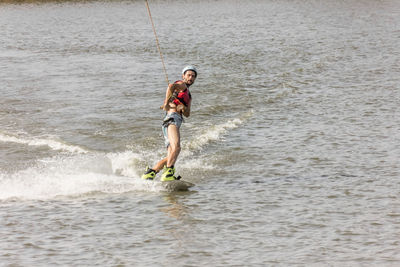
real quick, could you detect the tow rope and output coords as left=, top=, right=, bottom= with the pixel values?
left=145, top=0, right=169, bottom=85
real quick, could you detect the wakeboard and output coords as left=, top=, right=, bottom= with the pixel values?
left=160, top=179, right=195, bottom=191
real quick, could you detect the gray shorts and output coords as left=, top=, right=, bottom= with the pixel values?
left=162, top=112, right=183, bottom=147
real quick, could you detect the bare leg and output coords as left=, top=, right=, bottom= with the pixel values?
left=153, top=157, right=167, bottom=172
left=151, top=124, right=181, bottom=172
left=166, top=125, right=181, bottom=167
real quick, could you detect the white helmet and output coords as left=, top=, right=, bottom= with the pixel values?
left=182, top=65, right=197, bottom=76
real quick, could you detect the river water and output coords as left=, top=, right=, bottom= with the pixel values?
left=1, top=0, right=400, bottom=265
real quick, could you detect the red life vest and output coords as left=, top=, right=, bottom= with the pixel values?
left=172, top=81, right=191, bottom=107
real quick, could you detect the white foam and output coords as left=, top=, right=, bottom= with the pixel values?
left=183, top=111, right=253, bottom=155
left=178, top=157, right=215, bottom=171
left=0, top=132, right=89, bottom=154
left=0, top=153, right=164, bottom=201
left=106, top=150, right=144, bottom=177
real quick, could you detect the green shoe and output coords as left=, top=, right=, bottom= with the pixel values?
left=141, top=167, right=156, bottom=180
left=161, top=166, right=177, bottom=181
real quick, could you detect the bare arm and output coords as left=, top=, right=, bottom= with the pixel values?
left=180, top=100, right=191, bottom=117
left=160, top=83, right=178, bottom=110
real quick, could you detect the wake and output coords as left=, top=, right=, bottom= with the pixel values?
left=0, top=112, right=252, bottom=200
left=0, top=152, right=166, bottom=201
left=182, top=110, right=253, bottom=156
left=0, top=132, right=89, bottom=154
